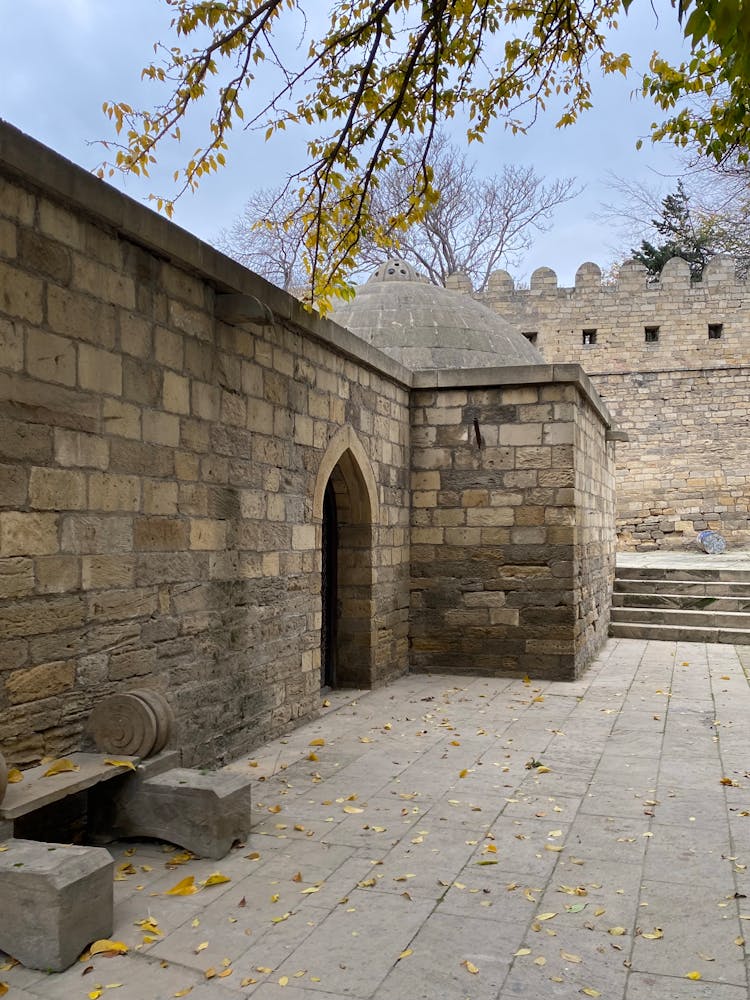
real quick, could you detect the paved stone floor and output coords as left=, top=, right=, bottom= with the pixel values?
left=4, top=637, right=750, bottom=999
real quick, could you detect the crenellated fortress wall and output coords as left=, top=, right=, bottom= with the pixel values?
left=467, top=257, right=750, bottom=549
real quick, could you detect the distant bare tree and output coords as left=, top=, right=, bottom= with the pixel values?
left=218, top=134, right=577, bottom=294
left=216, top=185, right=307, bottom=293
left=360, top=133, right=579, bottom=291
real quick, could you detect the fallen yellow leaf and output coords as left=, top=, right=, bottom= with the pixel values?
left=560, top=952, right=582, bottom=963
left=343, top=805, right=364, bottom=814
left=515, top=948, right=531, bottom=956
left=581, top=989, right=601, bottom=998
left=309, top=739, right=325, bottom=747
left=462, top=960, right=479, bottom=974
left=104, top=759, right=136, bottom=772
left=89, top=940, right=129, bottom=956
left=536, top=913, right=557, bottom=921
left=685, top=971, right=702, bottom=981
left=165, top=876, right=199, bottom=896
left=256, top=966, right=273, bottom=974
left=134, top=918, right=161, bottom=935
left=166, top=851, right=193, bottom=866
left=278, top=976, right=289, bottom=986
left=301, top=885, right=321, bottom=894
left=459, top=769, right=469, bottom=778
left=240, top=978, right=257, bottom=987
left=0, top=984, right=8, bottom=998
left=307, top=752, right=319, bottom=761
left=203, top=873, right=230, bottom=886
left=218, top=969, right=233, bottom=978
left=204, top=967, right=216, bottom=979
left=268, top=805, right=282, bottom=814
left=399, top=948, right=413, bottom=959
left=641, top=928, right=663, bottom=940
left=195, top=942, right=208, bottom=954
left=272, top=912, right=292, bottom=924
left=88, top=991, right=102, bottom=1000
left=534, top=956, right=546, bottom=966
left=43, top=758, right=79, bottom=776
left=537, top=766, right=551, bottom=774
left=608, top=927, right=627, bottom=936
left=6, top=768, right=23, bottom=783
left=173, top=990, right=193, bottom=998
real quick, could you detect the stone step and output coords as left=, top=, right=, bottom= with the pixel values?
left=614, top=578, right=750, bottom=597
left=612, top=592, right=750, bottom=612
left=609, top=621, right=750, bottom=644
left=610, top=606, right=750, bottom=629
left=615, top=565, right=750, bottom=584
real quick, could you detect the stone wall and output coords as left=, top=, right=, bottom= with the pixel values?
left=476, top=258, right=750, bottom=548
left=409, top=366, right=616, bottom=680
left=0, top=124, right=411, bottom=768
left=595, top=367, right=750, bottom=549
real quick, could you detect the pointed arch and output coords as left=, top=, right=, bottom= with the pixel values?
left=313, top=426, right=379, bottom=524
left=313, top=426, right=378, bottom=690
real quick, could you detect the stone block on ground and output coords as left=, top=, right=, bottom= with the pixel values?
left=0, top=838, right=113, bottom=972
left=88, top=765, right=252, bottom=860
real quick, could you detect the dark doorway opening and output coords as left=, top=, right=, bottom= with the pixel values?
left=321, top=479, right=338, bottom=688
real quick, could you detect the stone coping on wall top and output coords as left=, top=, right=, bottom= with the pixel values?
left=412, top=363, right=614, bottom=429
left=0, top=121, right=412, bottom=389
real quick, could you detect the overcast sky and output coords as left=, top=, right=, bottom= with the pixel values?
left=1, top=1, right=690, bottom=286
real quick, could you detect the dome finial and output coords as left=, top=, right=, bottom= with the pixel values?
left=367, top=259, right=422, bottom=283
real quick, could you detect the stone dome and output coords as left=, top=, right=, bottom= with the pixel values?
left=330, top=259, right=544, bottom=370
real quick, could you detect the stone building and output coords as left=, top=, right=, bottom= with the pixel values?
left=477, top=259, right=750, bottom=549
left=0, top=123, right=616, bottom=771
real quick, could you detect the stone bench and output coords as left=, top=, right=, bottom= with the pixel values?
left=0, top=752, right=140, bottom=840
left=0, top=838, right=113, bottom=972
left=88, top=755, right=253, bottom=860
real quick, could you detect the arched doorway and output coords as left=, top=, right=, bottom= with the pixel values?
left=321, top=480, right=337, bottom=688
left=313, top=428, right=379, bottom=689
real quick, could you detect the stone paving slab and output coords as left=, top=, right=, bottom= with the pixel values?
left=3, top=637, right=750, bottom=998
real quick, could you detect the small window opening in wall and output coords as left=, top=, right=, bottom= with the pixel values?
left=708, top=323, right=724, bottom=340
left=522, top=331, right=538, bottom=345
left=644, top=325, right=660, bottom=343
left=582, top=328, right=597, bottom=346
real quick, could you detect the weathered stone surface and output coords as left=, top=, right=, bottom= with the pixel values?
left=0, top=839, right=113, bottom=972
left=6, top=659, right=76, bottom=705
left=89, top=692, right=158, bottom=757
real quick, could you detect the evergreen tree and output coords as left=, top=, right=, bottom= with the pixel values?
left=630, top=181, right=713, bottom=279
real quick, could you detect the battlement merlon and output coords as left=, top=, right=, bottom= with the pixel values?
left=466, top=254, right=743, bottom=303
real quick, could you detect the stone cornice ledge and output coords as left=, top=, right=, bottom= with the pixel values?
left=412, top=363, right=615, bottom=430
left=0, top=121, right=412, bottom=389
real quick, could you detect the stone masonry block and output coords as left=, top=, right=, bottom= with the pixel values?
left=0, top=839, right=113, bottom=972
left=29, top=467, right=86, bottom=510
left=89, top=763, right=252, bottom=860
left=0, top=317, right=23, bottom=372
left=0, top=511, right=59, bottom=555
left=54, top=429, right=109, bottom=470
left=26, top=329, right=76, bottom=386
left=78, top=344, right=122, bottom=396
left=0, top=260, right=43, bottom=323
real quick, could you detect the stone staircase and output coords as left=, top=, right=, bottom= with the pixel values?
left=610, top=565, right=750, bottom=643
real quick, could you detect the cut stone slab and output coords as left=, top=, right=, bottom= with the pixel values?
left=0, top=752, right=139, bottom=822
left=89, top=766, right=252, bottom=860
left=0, top=838, right=113, bottom=972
